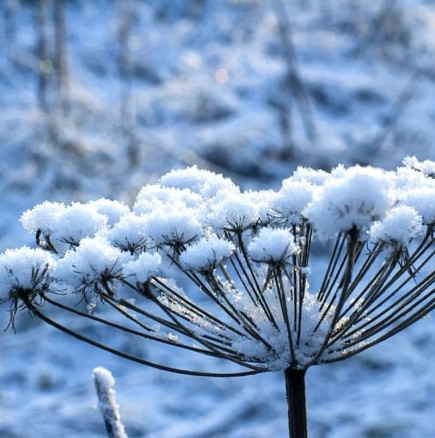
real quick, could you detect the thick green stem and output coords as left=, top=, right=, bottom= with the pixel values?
left=285, top=367, right=308, bottom=438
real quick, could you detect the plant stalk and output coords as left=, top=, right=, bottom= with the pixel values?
left=285, top=367, right=308, bottom=438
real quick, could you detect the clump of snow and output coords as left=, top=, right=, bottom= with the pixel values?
left=0, top=247, right=56, bottom=298
left=304, top=166, right=393, bottom=239
left=292, top=166, right=331, bottom=186
left=133, top=184, right=201, bottom=215
left=122, top=252, right=161, bottom=284
left=403, top=156, right=435, bottom=177
left=159, top=166, right=237, bottom=199
left=207, top=192, right=259, bottom=232
left=179, top=236, right=235, bottom=272
left=244, top=190, right=278, bottom=225
left=370, top=206, right=423, bottom=247
left=54, top=237, right=126, bottom=292
left=248, top=228, right=299, bottom=264
left=103, top=213, right=147, bottom=254
left=144, top=208, right=203, bottom=246
left=271, top=179, right=316, bottom=225
left=20, top=201, right=66, bottom=235
left=400, top=183, right=435, bottom=225
left=21, top=201, right=108, bottom=250
left=87, top=199, right=131, bottom=226
left=55, top=203, right=108, bottom=244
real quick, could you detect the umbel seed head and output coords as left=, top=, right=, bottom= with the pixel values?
left=1, top=158, right=434, bottom=375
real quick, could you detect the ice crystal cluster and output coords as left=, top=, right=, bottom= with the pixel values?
left=1, top=157, right=435, bottom=375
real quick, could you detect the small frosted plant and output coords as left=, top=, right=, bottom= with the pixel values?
left=93, top=367, right=128, bottom=438
left=1, top=158, right=435, bottom=437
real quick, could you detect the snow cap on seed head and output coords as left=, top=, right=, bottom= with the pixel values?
left=179, top=235, right=235, bottom=272
left=159, top=166, right=237, bottom=199
left=303, top=166, right=394, bottom=239
left=248, top=228, right=299, bottom=264
left=370, top=205, right=423, bottom=247
left=122, top=252, right=161, bottom=284
left=54, top=237, right=126, bottom=291
left=0, top=247, right=56, bottom=298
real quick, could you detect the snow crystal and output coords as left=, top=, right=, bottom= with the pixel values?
left=0, top=247, right=55, bottom=299
left=179, top=235, right=235, bottom=272
left=370, top=206, right=423, bottom=247
left=304, top=166, right=393, bottom=239
left=295, top=292, right=344, bottom=364
left=247, top=228, right=299, bottom=264
left=122, top=252, right=161, bottom=284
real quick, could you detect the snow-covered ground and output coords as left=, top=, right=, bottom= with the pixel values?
left=2, top=1, right=435, bottom=436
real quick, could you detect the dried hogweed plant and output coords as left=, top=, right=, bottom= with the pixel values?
left=1, top=157, right=435, bottom=437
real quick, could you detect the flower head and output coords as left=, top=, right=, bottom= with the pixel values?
left=304, top=166, right=393, bottom=239
left=3, top=162, right=435, bottom=377
left=0, top=247, right=56, bottom=328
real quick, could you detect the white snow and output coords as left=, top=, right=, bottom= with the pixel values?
left=248, top=228, right=299, bottom=263
left=179, top=235, right=235, bottom=272
left=122, top=252, right=162, bottom=284
left=0, top=247, right=55, bottom=298
left=2, top=1, right=435, bottom=437
left=370, top=205, right=423, bottom=247
left=93, top=366, right=128, bottom=438
left=54, top=237, right=126, bottom=291
left=303, top=166, right=394, bottom=239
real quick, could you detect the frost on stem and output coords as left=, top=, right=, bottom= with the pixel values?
left=93, top=367, right=128, bottom=438
left=1, top=158, right=435, bottom=376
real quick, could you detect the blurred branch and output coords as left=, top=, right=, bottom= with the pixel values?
left=53, top=0, right=68, bottom=111
left=271, top=0, right=317, bottom=144
left=37, top=0, right=50, bottom=112
left=117, top=0, right=140, bottom=169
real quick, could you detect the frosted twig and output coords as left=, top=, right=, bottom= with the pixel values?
left=93, top=367, right=128, bottom=438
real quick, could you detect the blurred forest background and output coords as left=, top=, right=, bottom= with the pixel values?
left=2, top=1, right=435, bottom=437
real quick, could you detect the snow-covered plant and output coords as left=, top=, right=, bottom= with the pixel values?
left=2, top=159, right=435, bottom=437
left=93, top=367, right=128, bottom=438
